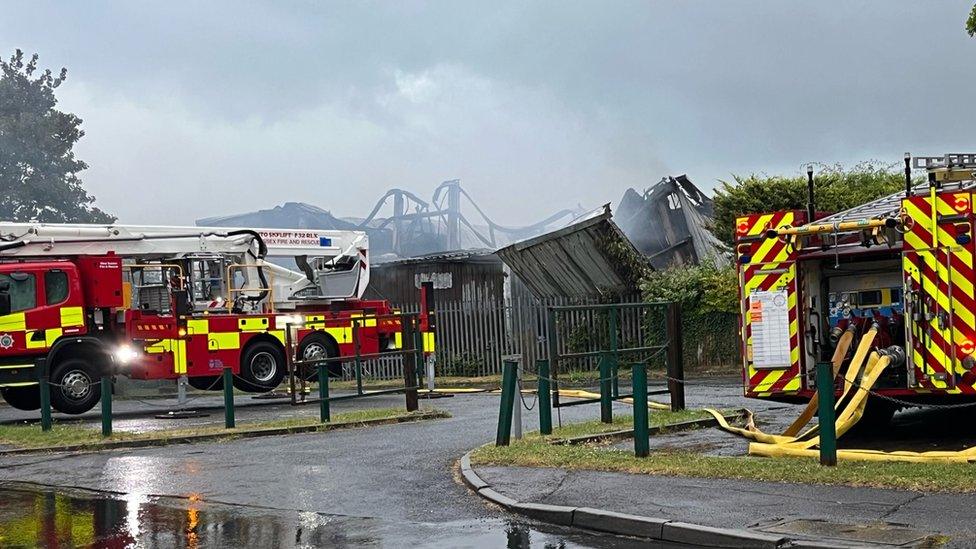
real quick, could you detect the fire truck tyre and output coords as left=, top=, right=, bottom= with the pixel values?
left=187, top=375, right=223, bottom=391
left=0, top=386, right=41, bottom=411
left=297, top=334, right=341, bottom=380
left=848, top=399, right=898, bottom=435
left=49, top=359, right=102, bottom=415
left=235, top=342, right=286, bottom=392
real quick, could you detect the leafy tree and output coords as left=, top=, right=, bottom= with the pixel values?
left=0, top=49, right=114, bottom=223
left=709, top=162, right=912, bottom=248
left=968, top=4, right=976, bottom=36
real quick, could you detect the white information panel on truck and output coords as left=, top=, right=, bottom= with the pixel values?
left=749, top=288, right=792, bottom=369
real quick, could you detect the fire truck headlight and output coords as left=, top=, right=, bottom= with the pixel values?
left=114, top=344, right=140, bottom=365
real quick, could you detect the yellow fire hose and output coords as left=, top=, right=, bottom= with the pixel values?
left=704, top=327, right=976, bottom=463
left=556, top=389, right=671, bottom=410
left=781, top=327, right=855, bottom=437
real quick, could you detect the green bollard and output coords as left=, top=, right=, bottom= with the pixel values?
left=609, top=306, right=619, bottom=398
left=39, top=376, right=52, bottom=432
left=318, top=362, right=331, bottom=422
left=495, top=360, right=518, bottom=446
left=599, top=355, right=612, bottom=424
left=816, top=361, right=837, bottom=466
left=100, top=376, right=112, bottom=437
left=537, top=359, right=553, bottom=435
left=632, top=363, right=649, bottom=457
left=223, top=367, right=235, bottom=429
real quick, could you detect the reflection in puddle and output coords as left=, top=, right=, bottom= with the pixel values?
left=0, top=486, right=653, bottom=548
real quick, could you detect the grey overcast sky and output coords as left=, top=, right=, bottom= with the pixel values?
left=3, top=1, right=975, bottom=226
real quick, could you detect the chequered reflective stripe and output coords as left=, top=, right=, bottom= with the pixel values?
left=902, top=193, right=976, bottom=393
left=136, top=324, right=172, bottom=331
left=738, top=212, right=802, bottom=396
left=1, top=306, right=80, bottom=351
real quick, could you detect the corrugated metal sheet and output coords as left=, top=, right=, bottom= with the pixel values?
left=365, top=251, right=505, bottom=304
left=495, top=205, right=644, bottom=299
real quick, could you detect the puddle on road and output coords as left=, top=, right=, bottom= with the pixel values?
left=0, top=485, right=672, bottom=548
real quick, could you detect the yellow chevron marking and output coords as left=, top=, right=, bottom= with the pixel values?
left=748, top=214, right=774, bottom=237
left=751, top=236, right=780, bottom=264
left=903, top=232, right=975, bottom=331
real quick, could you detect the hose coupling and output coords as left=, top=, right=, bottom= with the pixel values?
left=878, top=345, right=906, bottom=368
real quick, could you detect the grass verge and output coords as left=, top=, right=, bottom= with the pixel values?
left=0, top=407, right=444, bottom=450
left=544, top=409, right=713, bottom=440
left=471, top=414, right=976, bottom=492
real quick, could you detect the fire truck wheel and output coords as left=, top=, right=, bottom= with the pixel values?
left=49, top=358, right=102, bottom=415
left=235, top=341, right=286, bottom=392
left=0, top=386, right=41, bottom=411
left=848, top=398, right=898, bottom=435
left=187, top=375, right=223, bottom=391
left=297, top=333, right=341, bottom=380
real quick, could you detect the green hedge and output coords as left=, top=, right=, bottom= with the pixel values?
left=640, top=260, right=741, bottom=371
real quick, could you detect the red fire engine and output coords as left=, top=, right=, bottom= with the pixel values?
left=0, top=223, right=433, bottom=414
left=735, top=153, right=976, bottom=425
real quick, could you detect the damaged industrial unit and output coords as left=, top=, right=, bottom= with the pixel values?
left=735, top=153, right=976, bottom=424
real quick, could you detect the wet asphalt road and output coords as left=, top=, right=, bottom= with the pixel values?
left=1, top=378, right=974, bottom=547
left=0, top=390, right=664, bottom=548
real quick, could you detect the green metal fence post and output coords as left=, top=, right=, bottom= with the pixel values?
left=537, top=359, right=552, bottom=435
left=318, top=362, right=330, bottom=423
left=609, top=306, right=619, bottom=398
left=665, top=302, right=686, bottom=411
left=223, top=367, right=235, bottom=428
left=632, top=362, right=649, bottom=457
left=100, top=376, right=112, bottom=437
left=496, top=359, right=518, bottom=446
left=599, top=355, right=612, bottom=424
left=816, top=361, right=837, bottom=466
left=38, top=359, right=52, bottom=432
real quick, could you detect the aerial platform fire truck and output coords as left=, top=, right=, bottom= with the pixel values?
left=735, top=153, right=976, bottom=424
left=0, top=223, right=433, bottom=414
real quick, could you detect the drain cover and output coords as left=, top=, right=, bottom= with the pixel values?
left=760, top=519, right=928, bottom=546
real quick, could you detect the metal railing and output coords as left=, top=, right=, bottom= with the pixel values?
left=495, top=301, right=685, bottom=458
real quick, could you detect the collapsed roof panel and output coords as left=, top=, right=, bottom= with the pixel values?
left=495, top=205, right=646, bottom=299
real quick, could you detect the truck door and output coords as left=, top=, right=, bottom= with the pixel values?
left=902, top=191, right=976, bottom=391
left=0, top=265, right=86, bottom=360
left=735, top=211, right=805, bottom=397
